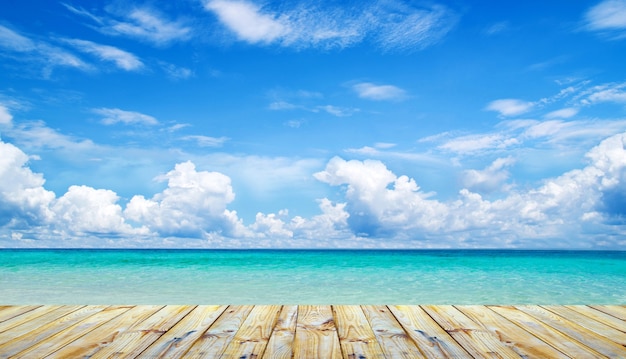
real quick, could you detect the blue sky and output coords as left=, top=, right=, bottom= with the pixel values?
left=1, top=0, right=626, bottom=248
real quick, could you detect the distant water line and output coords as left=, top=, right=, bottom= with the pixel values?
left=0, top=249, right=624, bottom=304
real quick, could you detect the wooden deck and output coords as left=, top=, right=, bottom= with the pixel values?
left=0, top=305, right=624, bottom=358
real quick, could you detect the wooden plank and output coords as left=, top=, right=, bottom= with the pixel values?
left=263, top=305, right=298, bottom=359
left=91, top=305, right=196, bottom=359
left=45, top=305, right=164, bottom=358
left=10, top=305, right=132, bottom=359
left=566, top=305, right=626, bottom=332
left=543, top=305, right=626, bottom=346
left=517, top=305, right=626, bottom=358
left=422, top=305, right=521, bottom=359
left=293, top=305, right=342, bottom=359
left=183, top=305, right=254, bottom=358
left=389, top=305, right=470, bottom=358
left=219, top=305, right=282, bottom=359
left=456, top=305, right=570, bottom=359
left=0, top=306, right=83, bottom=345
left=0, top=305, right=108, bottom=358
left=590, top=305, right=626, bottom=321
left=361, top=305, right=425, bottom=359
left=489, top=305, right=604, bottom=358
left=333, top=305, right=385, bottom=359
left=0, top=306, right=41, bottom=324
left=137, top=305, right=226, bottom=359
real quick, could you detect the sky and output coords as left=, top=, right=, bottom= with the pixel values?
left=1, top=0, right=626, bottom=249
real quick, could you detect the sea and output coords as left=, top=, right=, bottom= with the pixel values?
left=0, top=249, right=624, bottom=304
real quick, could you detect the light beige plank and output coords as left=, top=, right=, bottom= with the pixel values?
left=566, top=305, right=626, bottom=332
left=183, top=305, right=253, bottom=358
left=590, top=305, right=626, bottom=321
left=91, top=305, right=196, bottom=359
left=489, top=305, right=603, bottom=358
left=544, top=305, right=626, bottom=346
left=0, top=305, right=108, bottom=358
left=0, top=306, right=82, bottom=345
left=45, top=305, right=164, bottom=358
left=389, top=305, right=470, bottom=358
left=11, top=305, right=132, bottom=359
left=220, top=305, right=281, bottom=359
left=518, top=305, right=626, bottom=358
left=333, top=305, right=385, bottom=359
left=0, top=306, right=41, bottom=324
left=137, top=305, right=226, bottom=359
left=293, top=305, right=342, bottom=359
left=263, top=305, right=298, bottom=359
left=456, top=305, right=570, bottom=359
left=422, top=305, right=522, bottom=359
left=361, top=305, right=425, bottom=359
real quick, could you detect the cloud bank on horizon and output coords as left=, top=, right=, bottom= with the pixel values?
left=1, top=0, right=626, bottom=248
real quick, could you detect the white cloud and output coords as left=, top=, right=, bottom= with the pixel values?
left=124, top=161, right=245, bottom=238
left=181, top=135, right=229, bottom=147
left=206, top=0, right=289, bottom=43
left=485, top=99, right=535, bottom=117
left=0, top=104, right=13, bottom=125
left=317, top=105, right=359, bottom=117
left=161, top=63, right=193, bottom=80
left=462, top=157, right=515, bottom=193
left=352, top=82, right=406, bottom=101
left=93, top=108, right=158, bottom=126
left=63, top=39, right=143, bottom=71
left=0, top=25, right=36, bottom=52
left=203, top=0, right=457, bottom=50
left=585, top=0, right=626, bottom=37
left=544, top=107, right=579, bottom=119
left=439, top=134, right=520, bottom=154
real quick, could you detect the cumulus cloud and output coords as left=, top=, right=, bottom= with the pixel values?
left=93, top=108, right=159, bottom=126
left=584, top=0, right=626, bottom=38
left=64, top=4, right=191, bottom=46
left=203, top=0, right=457, bottom=50
left=352, top=82, right=406, bottom=101
left=485, top=99, right=535, bottom=117
left=461, top=157, right=515, bottom=193
left=63, top=39, right=144, bottom=71
left=124, top=161, right=245, bottom=238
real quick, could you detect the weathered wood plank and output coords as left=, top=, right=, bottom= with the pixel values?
left=422, top=304, right=522, bottom=359
left=0, top=305, right=108, bottom=359
left=219, top=305, right=281, bottom=359
left=45, top=305, right=164, bottom=358
left=361, top=305, right=425, bottom=358
left=590, top=305, right=626, bottom=321
left=389, top=305, right=470, bottom=359
left=293, top=305, right=342, bottom=359
left=544, top=305, right=626, bottom=346
left=263, top=305, right=298, bottom=359
left=456, top=305, right=570, bottom=359
left=333, top=305, right=385, bottom=359
left=91, top=305, right=196, bottom=359
left=0, top=305, right=41, bottom=324
left=137, top=305, right=226, bottom=359
left=517, top=305, right=626, bottom=358
left=566, top=305, right=626, bottom=332
left=489, top=305, right=604, bottom=358
left=10, top=305, right=132, bottom=359
left=0, top=305, right=81, bottom=344
left=183, top=305, right=253, bottom=358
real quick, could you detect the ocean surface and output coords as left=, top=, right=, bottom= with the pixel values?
left=0, top=249, right=624, bottom=304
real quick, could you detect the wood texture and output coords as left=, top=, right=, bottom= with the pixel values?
left=0, top=305, right=623, bottom=358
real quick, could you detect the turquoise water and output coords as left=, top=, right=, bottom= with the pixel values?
left=0, top=249, right=624, bottom=304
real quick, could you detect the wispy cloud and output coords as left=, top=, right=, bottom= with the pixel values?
left=584, top=0, right=626, bottom=39
left=63, top=39, right=143, bottom=71
left=64, top=4, right=192, bottom=46
left=485, top=99, right=535, bottom=117
left=93, top=108, right=159, bottom=126
left=317, top=105, right=359, bottom=117
left=181, top=135, right=229, bottom=147
left=352, top=82, right=406, bottom=101
left=203, top=0, right=457, bottom=51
